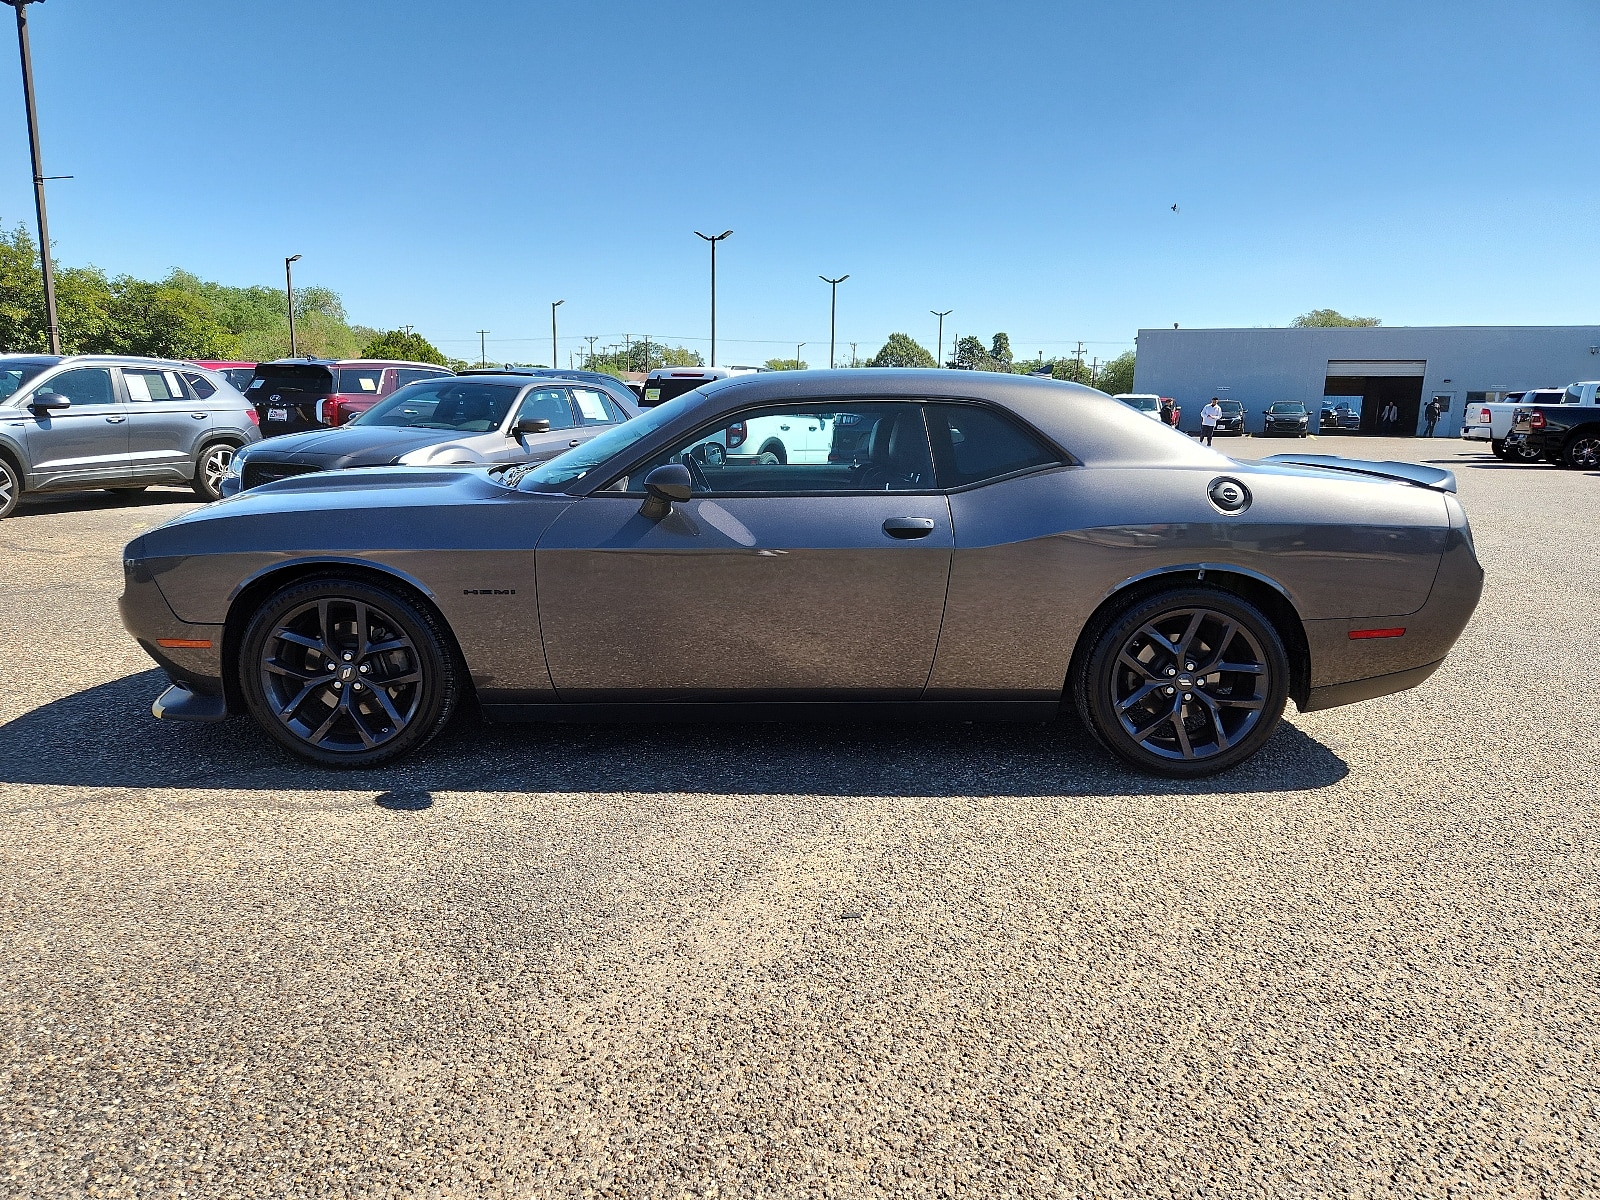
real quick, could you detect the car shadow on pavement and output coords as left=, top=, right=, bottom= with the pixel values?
left=13, top=487, right=201, bottom=518
left=0, top=670, right=1349, bottom=801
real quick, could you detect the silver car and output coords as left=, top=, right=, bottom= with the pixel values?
left=219, top=374, right=638, bottom=497
left=0, top=354, right=259, bottom=517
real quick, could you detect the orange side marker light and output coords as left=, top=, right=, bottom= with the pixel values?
left=156, top=638, right=213, bottom=649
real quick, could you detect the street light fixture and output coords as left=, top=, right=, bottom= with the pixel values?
left=284, top=254, right=302, bottom=357
left=795, top=343, right=805, bottom=370
left=931, top=310, right=952, bottom=368
left=694, top=229, right=732, bottom=367
left=551, top=299, right=564, bottom=370
left=819, top=275, right=848, bottom=368
left=6, top=0, right=67, bottom=354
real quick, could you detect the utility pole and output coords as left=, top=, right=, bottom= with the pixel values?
left=6, top=0, right=66, bottom=354
left=477, top=329, right=489, bottom=366
left=931, top=310, right=952, bottom=369
left=585, top=335, right=597, bottom=366
left=795, top=342, right=805, bottom=370
left=694, top=229, right=732, bottom=367
left=1091, top=356, right=1099, bottom=388
left=819, top=274, right=848, bottom=367
left=642, top=333, right=650, bottom=372
left=623, top=333, right=632, bottom=370
left=550, top=300, right=564, bottom=370
left=1074, top=340, right=1086, bottom=374
left=850, top=342, right=857, bottom=368
left=284, top=255, right=302, bottom=357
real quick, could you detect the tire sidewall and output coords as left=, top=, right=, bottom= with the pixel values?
left=194, top=440, right=240, bottom=501
left=0, top=455, right=21, bottom=518
left=1075, top=586, right=1290, bottom=778
left=240, top=577, right=456, bottom=767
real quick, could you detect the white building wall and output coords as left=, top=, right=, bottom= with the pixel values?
left=1131, top=325, right=1600, bottom=435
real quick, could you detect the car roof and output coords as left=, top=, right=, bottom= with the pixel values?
left=257, top=358, right=451, bottom=369
left=0, top=353, right=219, bottom=371
left=668, top=369, right=1224, bottom=469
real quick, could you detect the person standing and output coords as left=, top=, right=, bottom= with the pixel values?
left=1199, top=396, right=1222, bottom=446
left=1381, top=400, right=1399, bottom=433
left=1423, top=398, right=1440, bottom=437
left=1159, top=397, right=1176, bottom=428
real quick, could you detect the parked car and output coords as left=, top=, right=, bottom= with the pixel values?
left=0, top=354, right=258, bottom=517
left=121, top=369, right=1482, bottom=779
left=192, top=360, right=258, bottom=394
left=246, top=359, right=455, bottom=435
left=1463, top=389, right=1561, bottom=461
left=1318, top=401, right=1362, bottom=432
left=1209, top=399, right=1245, bottom=436
left=1503, top=380, right=1600, bottom=468
left=1261, top=402, right=1310, bottom=437
left=1114, top=393, right=1180, bottom=426
left=220, top=373, right=638, bottom=497
left=640, top=365, right=764, bottom=408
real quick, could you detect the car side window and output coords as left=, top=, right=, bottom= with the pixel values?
left=123, top=368, right=188, bottom=402
left=571, top=387, right=616, bottom=426
left=924, top=403, right=1061, bottom=489
left=515, top=387, right=576, bottom=431
left=395, top=368, right=444, bottom=388
left=38, top=367, right=116, bottom=407
left=616, top=402, right=935, bottom=495
left=181, top=371, right=218, bottom=399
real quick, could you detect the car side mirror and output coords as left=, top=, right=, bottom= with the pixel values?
left=30, top=391, right=69, bottom=413
left=639, top=462, right=692, bottom=519
left=513, top=416, right=551, bottom=437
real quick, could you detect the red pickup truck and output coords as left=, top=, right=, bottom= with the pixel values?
left=246, top=359, right=455, bottom=435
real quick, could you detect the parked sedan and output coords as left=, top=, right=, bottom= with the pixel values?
left=122, top=370, right=1482, bottom=779
left=219, top=373, right=638, bottom=496
left=1262, top=402, right=1311, bottom=437
left=0, top=354, right=258, bottom=517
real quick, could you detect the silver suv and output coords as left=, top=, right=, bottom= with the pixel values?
left=0, top=354, right=261, bottom=518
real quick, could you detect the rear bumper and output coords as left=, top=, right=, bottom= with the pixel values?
left=1460, top=426, right=1491, bottom=442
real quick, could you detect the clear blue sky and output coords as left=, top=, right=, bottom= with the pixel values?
left=0, top=0, right=1594, bottom=366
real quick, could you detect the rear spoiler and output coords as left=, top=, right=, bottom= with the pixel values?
left=1261, top=454, right=1457, bottom=493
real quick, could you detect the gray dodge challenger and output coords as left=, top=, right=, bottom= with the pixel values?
left=119, top=370, right=1483, bottom=777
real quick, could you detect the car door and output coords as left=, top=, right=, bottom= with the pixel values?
left=121, top=366, right=207, bottom=482
left=503, top=386, right=583, bottom=463
left=534, top=400, right=953, bottom=700
left=18, top=366, right=131, bottom=488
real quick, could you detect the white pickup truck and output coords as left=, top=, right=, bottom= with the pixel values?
left=1461, top=388, right=1561, bottom=460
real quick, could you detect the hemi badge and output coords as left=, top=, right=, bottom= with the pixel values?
left=1348, top=628, right=1405, bottom=640
left=157, top=638, right=213, bottom=649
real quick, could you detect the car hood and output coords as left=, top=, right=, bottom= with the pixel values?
left=242, top=426, right=487, bottom=468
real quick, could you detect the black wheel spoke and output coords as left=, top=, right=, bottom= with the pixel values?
left=1174, top=611, right=1205, bottom=657
left=1116, top=680, right=1163, bottom=713
left=354, top=602, right=371, bottom=660
left=1130, top=704, right=1179, bottom=744
left=275, top=630, right=324, bottom=652
left=1211, top=695, right=1265, bottom=710
left=1172, top=710, right=1196, bottom=758
left=1117, top=650, right=1158, bottom=681
left=1193, top=692, right=1232, bottom=750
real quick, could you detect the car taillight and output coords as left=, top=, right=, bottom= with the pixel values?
left=1479, top=407, right=1491, bottom=423
left=326, top=399, right=345, bottom=426
left=726, top=421, right=746, bottom=448
left=1529, top=411, right=1547, bottom=431
left=245, top=407, right=259, bottom=426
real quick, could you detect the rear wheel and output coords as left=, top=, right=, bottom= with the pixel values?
left=1491, top=439, right=1507, bottom=460
left=0, top=455, right=20, bottom=519
left=757, top=440, right=787, bottom=465
left=1563, top=432, right=1600, bottom=470
left=240, top=577, right=459, bottom=766
left=193, top=441, right=239, bottom=501
left=1073, top=587, right=1290, bottom=778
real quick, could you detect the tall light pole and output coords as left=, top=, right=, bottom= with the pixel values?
left=284, top=254, right=302, bottom=357
left=476, top=329, right=489, bottom=366
left=795, top=343, right=805, bottom=370
left=550, top=299, right=564, bottom=369
left=931, top=309, right=952, bottom=368
left=6, top=0, right=64, bottom=354
left=694, top=229, right=732, bottom=367
left=819, top=275, right=848, bottom=368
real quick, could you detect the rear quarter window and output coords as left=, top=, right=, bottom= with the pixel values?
left=925, top=403, right=1063, bottom=488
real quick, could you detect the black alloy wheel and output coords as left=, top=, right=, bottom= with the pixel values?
left=0, top=455, right=19, bottom=519
left=194, top=441, right=239, bottom=502
left=1075, top=587, right=1290, bottom=777
left=240, top=577, right=458, bottom=766
left=1563, top=433, right=1600, bottom=470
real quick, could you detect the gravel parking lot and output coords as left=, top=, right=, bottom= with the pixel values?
left=2, top=436, right=1596, bottom=1198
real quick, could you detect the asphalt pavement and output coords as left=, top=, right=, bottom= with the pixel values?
left=2, top=435, right=1597, bottom=1197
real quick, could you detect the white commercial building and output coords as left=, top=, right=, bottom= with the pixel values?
left=1131, top=325, right=1600, bottom=436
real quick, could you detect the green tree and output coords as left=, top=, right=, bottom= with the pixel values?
left=989, top=332, right=1013, bottom=370
left=96, top=277, right=234, bottom=358
left=866, top=332, right=936, bottom=368
left=361, top=328, right=447, bottom=365
left=1095, top=350, right=1136, bottom=395
left=1291, top=309, right=1381, bottom=328
left=763, top=357, right=806, bottom=371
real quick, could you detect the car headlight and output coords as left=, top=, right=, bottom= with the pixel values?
left=221, top=451, right=244, bottom=482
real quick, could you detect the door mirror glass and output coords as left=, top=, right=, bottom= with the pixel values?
left=514, top=416, right=551, bottom=436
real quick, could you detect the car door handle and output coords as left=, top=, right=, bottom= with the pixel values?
left=105, top=415, right=126, bottom=424
left=568, top=439, right=581, bottom=447
left=883, top=517, right=935, bottom=539
left=190, top=412, right=208, bottom=419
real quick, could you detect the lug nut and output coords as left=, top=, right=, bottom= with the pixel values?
left=1165, top=686, right=1176, bottom=695
left=352, top=682, right=362, bottom=691
left=358, top=664, right=369, bottom=674
left=1166, top=667, right=1177, bottom=676
left=332, top=681, right=342, bottom=690
left=343, top=653, right=353, bottom=662
left=1185, top=661, right=1196, bottom=671
left=1183, top=692, right=1192, bottom=701
left=326, top=662, right=336, bottom=671
left=1196, top=679, right=1206, bottom=689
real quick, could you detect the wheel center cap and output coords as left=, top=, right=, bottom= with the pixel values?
left=1177, top=675, right=1193, bottom=688
left=339, top=665, right=355, bottom=682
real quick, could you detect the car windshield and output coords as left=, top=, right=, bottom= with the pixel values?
left=1122, top=397, right=1159, bottom=411
left=502, top=392, right=700, bottom=490
left=350, top=379, right=523, bottom=431
left=0, top=361, right=51, bottom=400
left=1268, top=404, right=1306, bottom=414
left=1219, top=400, right=1242, bottom=411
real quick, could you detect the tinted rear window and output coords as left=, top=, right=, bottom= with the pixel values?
left=337, top=368, right=385, bottom=395
left=925, top=403, right=1061, bottom=488
left=642, top=377, right=711, bottom=406
left=248, top=365, right=335, bottom=395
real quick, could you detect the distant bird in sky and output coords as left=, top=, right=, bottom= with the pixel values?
left=1171, top=203, right=1179, bottom=213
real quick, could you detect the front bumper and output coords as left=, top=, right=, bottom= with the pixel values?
left=119, top=543, right=229, bottom=712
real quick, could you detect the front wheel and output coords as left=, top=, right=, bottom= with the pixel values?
left=193, top=441, right=240, bottom=502
left=1563, top=433, right=1600, bottom=470
left=240, top=577, right=460, bottom=766
left=0, top=456, right=20, bottom=519
left=1073, top=587, right=1290, bottom=778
